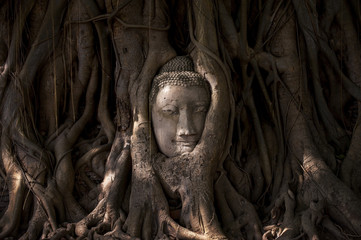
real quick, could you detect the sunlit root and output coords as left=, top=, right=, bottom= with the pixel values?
left=262, top=224, right=300, bottom=240
left=102, top=218, right=138, bottom=240
left=152, top=152, right=226, bottom=239
left=0, top=163, right=25, bottom=238
left=124, top=174, right=209, bottom=240
left=302, top=148, right=361, bottom=235
left=75, top=138, right=131, bottom=237
left=158, top=213, right=210, bottom=240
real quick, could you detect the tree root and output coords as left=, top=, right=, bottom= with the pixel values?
left=74, top=143, right=111, bottom=173
left=25, top=175, right=65, bottom=232
left=81, top=0, right=115, bottom=143
left=224, top=158, right=252, bottom=200
left=102, top=218, right=138, bottom=240
left=215, top=173, right=262, bottom=240
left=74, top=130, right=131, bottom=238
left=300, top=199, right=357, bottom=240
left=302, top=148, right=361, bottom=236
left=265, top=181, right=299, bottom=239
left=262, top=223, right=301, bottom=240
left=124, top=173, right=211, bottom=240
left=321, top=217, right=349, bottom=240
left=75, top=198, right=106, bottom=237
left=1, top=1, right=361, bottom=240
left=0, top=132, right=29, bottom=238
left=153, top=153, right=227, bottom=239
left=19, top=201, right=47, bottom=240
left=0, top=0, right=37, bottom=105
left=0, top=165, right=25, bottom=238
left=38, top=221, right=73, bottom=240
left=301, top=208, right=321, bottom=240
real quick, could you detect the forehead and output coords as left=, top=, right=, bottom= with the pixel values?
left=155, top=85, right=210, bottom=105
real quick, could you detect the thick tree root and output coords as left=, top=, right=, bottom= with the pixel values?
left=19, top=201, right=47, bottom=240
left=215, top=173, right=262, bottom=240
left=263, top=177, right=299, bottom=240
left=153, top=154, right=227, bottom=239
left=0, top=165, right=25, bottom=238
left=75, top=198, right=107, bottom=237
left=0, top=132, right=28, bottom=239
left=1, top=1, right=361, bottom=239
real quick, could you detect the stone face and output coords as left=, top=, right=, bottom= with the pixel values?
left=151, top=85, right=210, bottom=157
left=2, top=1, right=360, bottom=239
left=151, top=56, right=210, bottom=157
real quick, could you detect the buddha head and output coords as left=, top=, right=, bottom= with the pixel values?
left=150, top=56, right=211, bottom=157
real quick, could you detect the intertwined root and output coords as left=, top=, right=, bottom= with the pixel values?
left=0, top=166, right=25, bottom=238
left=19, top=201, right=47, bottom=240
left=151, top=153, right=226, bottom=239
left=215, top=173, right=262, bottom=240
left=75, top=198, right=107, bottom=237
left=0, top=130, right=51, bottom=239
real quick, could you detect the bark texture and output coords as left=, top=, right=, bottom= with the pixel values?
left=0, top=0, right=360, bottom=239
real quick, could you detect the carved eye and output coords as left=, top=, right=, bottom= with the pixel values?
left=194, top=105, right=208, bottom=113
left=162, top=106, right=178, bottom=115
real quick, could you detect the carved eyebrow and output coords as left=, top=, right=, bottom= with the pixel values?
left=194, top=101, right=209, bottom=106
left=158, top=99, right=178, bottom=108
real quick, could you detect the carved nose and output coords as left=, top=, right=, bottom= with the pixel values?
left=177, top=111, right=196, bottom=136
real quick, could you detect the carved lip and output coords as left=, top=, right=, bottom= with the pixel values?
left=176, top=140, right=197, bottom=147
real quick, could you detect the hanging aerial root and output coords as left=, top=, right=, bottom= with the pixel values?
left=36, top=56, right=100, bottom=226
left=0, top=0, right=37, bottom=104
left=335, top=0, right=361, bottom=196
left=245, top=92, right=272, bottom=186
left=16, top=0, right=68, bottom=92
left=292, top=0, right=347, bottom=150
left=81, top=0, right=115, bottom=143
